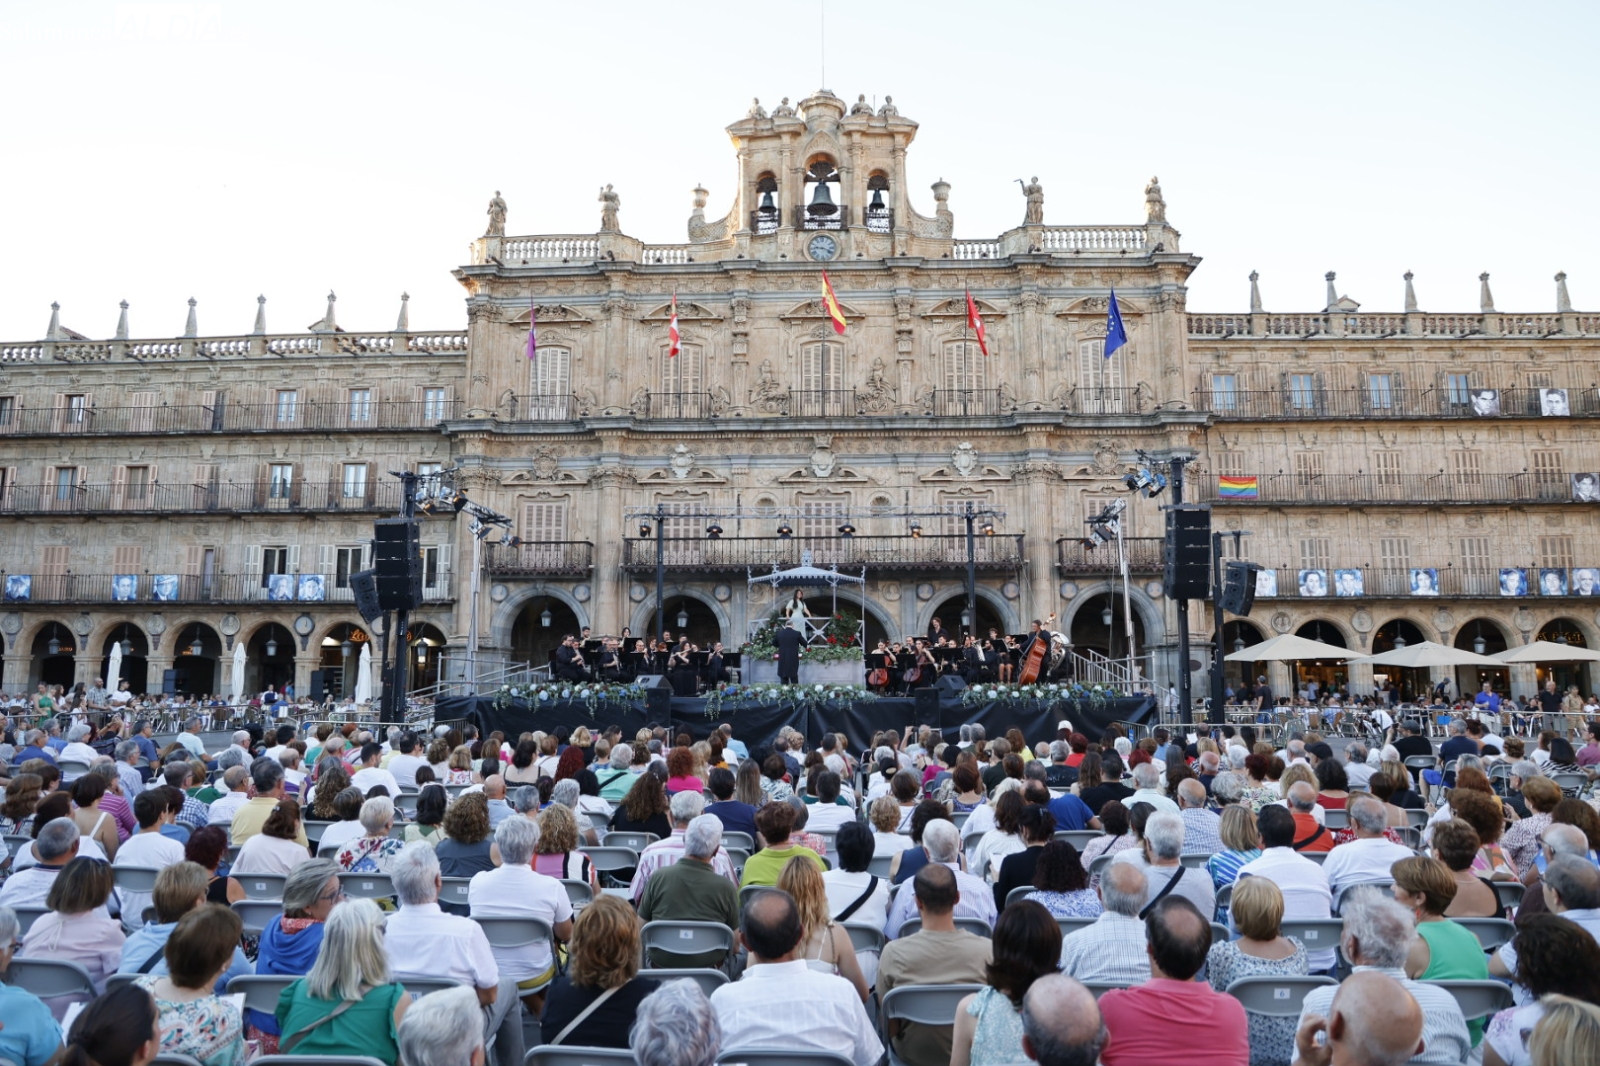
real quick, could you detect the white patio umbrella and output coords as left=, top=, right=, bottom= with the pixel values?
left=1349, top=640, right=1504, bottom=669
left=354, top=642, right=373, bottom=704
left=1491, top=640, right=1600, bottom=664
left=230, top=641, right=247, bottom=705
left=1224, top=633, right=1358, bottom=662
left=106, top=640, right=123, bottom=690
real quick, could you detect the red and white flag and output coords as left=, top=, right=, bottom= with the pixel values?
left=966, top=288, right=989, bottom=356
left=668, top=293, right=681, bottom=358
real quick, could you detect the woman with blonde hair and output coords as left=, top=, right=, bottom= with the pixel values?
left=442, top=746, right=475, bottom=786
left=1206, top=876, right=1308, bottom=1066
left=275, top=898, right=408, bottom=1065
left=538, top=896, right=660, bottom=1049
left=1528, top=995, right=1600, bottom=1066
left=534, top=803, right=598, bottom=891
left=775, top=854, right=869, bottom=1001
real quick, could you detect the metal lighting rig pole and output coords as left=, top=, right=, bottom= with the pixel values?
left=1169, top=456, right=1191, bottom=725
left=1210, top=530, right=1251, bottom=725
left=654, top=505, right=666, bottom=643
left=380, top=471, right=419, bottom=724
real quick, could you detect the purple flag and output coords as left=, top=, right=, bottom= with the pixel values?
left=526, top=300, right=537, bottom=361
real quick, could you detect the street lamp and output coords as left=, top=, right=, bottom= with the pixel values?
left=189, top=627, right=204, bottom=657
left=908, top=521, right=922, bottom=538
left=776, top=523, right=793, bottom=538
left=1473, top=621, right=1487, bottom=657
left=1393, top=633, right=1407, bottom=649
left=1233, top=636, right=1246, bottom=654
left=706, top=524, right=723, bottom=539
left=265, top=636, right=278, bottom=657
left=837, top=524, right=856, bottom=537
left=677, top=606, right=690, bottom=630
left=47, top=623, right=61, bottom=656
left=340, top=638, right=354, bottom=657
left=1102, top=605, right=1114, bottom=627
left=539, top=606, right=553, bottom=627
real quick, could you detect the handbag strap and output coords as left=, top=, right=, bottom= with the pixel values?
left=1292, top=825, right=1326, bottom=851
left=137, top=945, right=166, bottom=974
left=282, top=997, right=359, bottom=1053
left=834, top=875, right=879, bottom=923
left=551, top=985, right=623, bottom=1046
left=1138, top=865, right=1186, bottom=919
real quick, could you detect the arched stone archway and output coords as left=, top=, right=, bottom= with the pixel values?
left=490, top=585, right=591, bottom=659
left=1453, top=617, right=1511, bottom=696
left=1214, top=620, right=1268, bottom=694
left=1536, top=617, right=1597, bottom=693
left=1371, top=617, right=1431, bottom=701
left=1062, top=582, right=1165, bottom=657
left=510, top=598, right=584, bottom=674
left=28, top=619, right=78, bottom=691
left=169, top=621, right=224, bottom=697
left=100, top=624, right=150, bottom=695
left=630, top=591, right=730, bottom=648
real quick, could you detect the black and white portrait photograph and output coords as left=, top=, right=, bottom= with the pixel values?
left=1540, top=388, right=1571, bottom=416
left=1298, top=569, right=1328, bottom=597
left=1409, top=568, right=1439, bottom=596
left=1499, top=568, right=1529, bottom=597
left=111, top=574, right=137, bottom=601
left=1334, top=569, right=1364, bottom=597
left=1255, top=569, right=1278, bottom=598
left=1471, top=389, right=1501, bottom=416
left=1573, top=473, right=1600, bottom=502
left=267, top=573, right=295, bottom=601
left=1572, top=568, right=1599, bottom=596
left=1540, top=568, right=1568, bottom=596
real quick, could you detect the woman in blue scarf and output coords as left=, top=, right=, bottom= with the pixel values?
left=247, top=859, right=343, bottom=1053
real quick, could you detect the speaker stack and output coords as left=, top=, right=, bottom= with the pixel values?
left=371, top=518, right=423, bottom=612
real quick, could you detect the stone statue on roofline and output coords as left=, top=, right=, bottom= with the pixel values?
left=772, top=97, right=796, bottom=118
left=485, top=190, right=507, bottom=237
left=1020, top=176, right=1044, bottom=225
left=850, top=94, right=874, bottom=116
left=1145, top=176, right=1166, bottom=223
left=747, top=98, right=767, bottom=119
left=598, top=184, right=621, bottom=232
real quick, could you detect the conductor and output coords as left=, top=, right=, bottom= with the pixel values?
left=775, top=624, right=804, bottom=685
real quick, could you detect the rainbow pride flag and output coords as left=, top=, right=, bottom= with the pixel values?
left=1217, top=475, right=1259, bottom=499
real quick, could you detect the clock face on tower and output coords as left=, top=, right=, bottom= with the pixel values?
left=807, top=234, right=838, bottom=262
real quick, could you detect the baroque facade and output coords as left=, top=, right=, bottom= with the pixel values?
left=2, top=89, right=1596, bottom=702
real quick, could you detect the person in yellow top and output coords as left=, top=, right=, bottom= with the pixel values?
left=740, top=802, right=825, bottom=887
left=231, top=761, right=309, bottom=847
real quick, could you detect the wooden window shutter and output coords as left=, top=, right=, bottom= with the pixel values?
left=130, top=391, right=157, bottom=432
left=365, top=461, right=377, bottom=504
left=111, top=465, right=128, bottom=509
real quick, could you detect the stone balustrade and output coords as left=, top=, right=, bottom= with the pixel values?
left=1189, top=310, right=1597, bottom=338
left=0, top=329, right=469, bottom=363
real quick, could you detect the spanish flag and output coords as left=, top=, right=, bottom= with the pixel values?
left=1217, top=475, right=1259, bottom=499
left=820, top=271, right=847, bottom=335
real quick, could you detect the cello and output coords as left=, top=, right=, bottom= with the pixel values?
left=1017, top=613, right=1058, bottom=684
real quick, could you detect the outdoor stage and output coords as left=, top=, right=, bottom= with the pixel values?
left=440, top=691, right=1158, bottom=755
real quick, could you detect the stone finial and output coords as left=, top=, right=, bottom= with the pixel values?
left=1248, top=271, right=1262, bottom=313
left=1479, top=272, right=1495, bottom=313
left=321, top=291, right=338, bottom=332
left=396, top=292, right=410, bottom=333
left=115, top=300, right=129, bottom=340
left=1324, top=272, right=1339, bottom=312
left=692, top=184, right=708, bottom=212
left=45, top=301, right=61, bottom=341
left=1556, top=271, right=1572, bottom=313
left=252, top=295, right=267, bottom=336
left=1403, top=271, right=1418, bottom=313
left=183, top=297, right=198, bottom=338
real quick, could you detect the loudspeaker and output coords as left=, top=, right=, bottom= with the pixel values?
left=913, top=686, right=939, bottom=719
left=634, top=674, right=672, bottom=718
left=935, top=675, right=967, bottom=695
left=309, top=669, right=329, bottom=699
left=1163, top=506, right=1212, bottom=601
left=1220, top=560, right=1262, bottom=616
left=350, top=569, right=383, bottom=624
left=372, top=519, right=422, bottom=611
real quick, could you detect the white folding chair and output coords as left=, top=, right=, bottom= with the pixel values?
left=338, top=872, right=396, bottom=901
left=647, top=968, right=730, bottom=998
left=1428, top=979, right=1515, bottom=1022
left=1225, top=975, right=1339, bottom=1017
left=5, top=959, right=98, bottom=1020
left=477, top=916, right=560, bottom=991
left=640, top=920, right=735, bottom=969
left=1455, top=918, right=1518, bottom=951
left=227, top=974, right=301, bottom=1016
left=231, top=900, right=285, bottom=937
left=235, top=872, right=290, bottom=900
left=877, top=984, right=985, bottom=1066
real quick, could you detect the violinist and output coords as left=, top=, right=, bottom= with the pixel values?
left=911, top=638, right=937, bottom=689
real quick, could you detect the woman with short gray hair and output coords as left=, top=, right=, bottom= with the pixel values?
left=334, top=796, right=404, bottom=874
left=397, top=985, right=482, bottom=1066
left=631, top=980, right=721, bottom=1066
left=275, top=898, right=408, bottom=1065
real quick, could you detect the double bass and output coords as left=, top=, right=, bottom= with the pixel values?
left=1017, top=613, right=1058, bottom=684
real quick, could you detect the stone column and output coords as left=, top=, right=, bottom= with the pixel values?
left=147, top=655, right=174, bottom=697
left=1015, top=466, right=1060, bottom=625
left=1346, top=661, right=1375, bottom=698
left=1268, top=660, right=1292, bottom=700
left=1509, top=662, right=1537, bottom=700
left=592, top=469, right=628, bottom=634
left=0, top=651, right=27, bottom=692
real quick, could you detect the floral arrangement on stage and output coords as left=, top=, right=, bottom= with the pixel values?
left=492, top=680, right=648, bottom=717
left=957, top=681, right=1123, bottom=712
left=742, top=607, right=865, bottom=665
left=703, top=681, right=876, bottom=720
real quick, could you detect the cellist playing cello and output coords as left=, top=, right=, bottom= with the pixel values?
left=1017, top=613, right=1057, bottom=684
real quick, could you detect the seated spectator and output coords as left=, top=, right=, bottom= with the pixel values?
left=1206, top=877, right=1309, bottom=1065
left=1512, top=822, right=1589, bottom=922
left=1099, top=898, right=1248, bottom=1065
left=1491, top=855, right=1600, bottom=991
left=1021, top=840, right=1101, bottom=919
left=434, top=792, right=497, bottom=878
left=1450, top=788, right=1518, bottom=881
left=1019, top=974, right=1107, bottom=1066
left=1130, top=811, right=1215, bottom=919
left=638, top=813, right=740, bottom=966
left=1284, top=781, right=1336, bottom=852
left=1485, top=912, right=1600, bottom=1066
left=993, top=805, right=1056, bottom=911
left=204, top=766, right=250, bottom=830
left=276, top=897, right=409, bottom=1064
left=889, top=799, right=953, bottom=883
left=405, top=783, right=450, bottom=845
left=878, top=862, right=995, bottom=1060
left=113, top=789, right=189, bottom=919
left=631, top=790, right=738, bottom=901
left=245, top=859, right=341, bottom=1051
left=19, top=855, right=124, bottom=992
left=705, top=766, right=758, bottom=840
left=972, top=790, right=1027, bottom=880
left=386, top=841, right=523, bottom=1066
left=334, top=796, right=405, bottom=874
left=868, top=795, right=913, bottom=856
left=612, top=768, right=674, bottom=838
left=1081, top=801, right=1140, bottom=886
left=787, top=794, right=830, bottom=857
left=120, top=861, right=252, bottom=992
left=468, top=816, right=573, bottom=1009
left=948, top=900, right=1062, bottom=1066
left=1322, top=793, right=1414, bottom=897
left=1207, top=804, right=1262, bottom=898
left=69, top=773, right=121, bottom=860
left=1126, top=762, right=1178, bottom=814
left=1175, top=778, right=1222, bottom=853
left=0, top=905, right=63, bottom=1066
left=232, top=796, right=312, bottom=876
left=1526, top=995, right=1600, bottom=1066
left=315, top=786, right=368, bottom=856
left=806, top=770, right=855, bottom=833
left=883, top=820, right=997, bottom=937
left=232, top=759, right=305, bottom=846
left=137, top=904, right=248, bottom=1066
left=819, top=821, right=890, bottom=982
left=1431, top=818, right=1504, bottom=918
left=1314, top=758, right=1350, bottom=810
left=1501, top=776, right=1562, bottom=874
left=778, top=850, right=870, bottom=998
left=398, top=985, right=485, bottom=1066
left=712, top=888, right=883, bottom=1066
left=59, top=982, right=161, bottom=1066
left=632, top=979, right=722, bottom=1066
left=742, top=800, right=826, bottom=887
left=0, top=772, right=43, bottom=836
left=1057, top=862, right=1152, bottom=985
left=525, top=802, right=593, bottom=890
left=183, top=824, right=243, bottom=905
left=1297, top=888, right=1471, bottom=1066
left=539, top=895, right=660, bottom=1048
left=1238, top=805, right=1335, bottom=971
left=1292, top=970, right=1424, bottom=1066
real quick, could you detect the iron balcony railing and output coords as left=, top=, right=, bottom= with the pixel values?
left=2, top=571, right=454, bottom=605
left=1195, top=386, right=1600, bottom=421
left=0, top=480, right=406, bottom=515
left=789, top=390, right=859, bottom=417
left=0, top=398, right=463, bottom=436
left=749, top=210, right=781, bottom=235
left=864, top=207, right=894, bottom=233
left=1056, top=537, right=1166, bottom=574
left=929, top=388, right=1007, bottom=417
left=1247, top=566, right=1597, bottom=600
left=482, top=541, right=594, bottom=577
left=1194, top=472, right=1581, bottom=506
left=643, top=392, right=719, bottom=419
left=508, top=394, right=576, bottom=421
left=620, top=534, right=1025, bottom=574
left=793, top=206, right=848, bottom=231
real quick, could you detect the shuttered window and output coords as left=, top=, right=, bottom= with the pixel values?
left=1450, top=450, right=1483, bottom=489
left=1293, top=452, right=1324, bottom=486
left=660, top=344, right=703, bottom=396
left=130, top=391, right=158, bottom=432
left=1532, top=450, right=1566, bottom=499
left=113, top=545, right=142, bottom=572
left=40, top=545, right=69, bottom=598
left=1540, top=536, right=1574, bottom=570
left=1299, top=538, right=1330, bottom=570
left=1078, top=339, right=1124, bottom=412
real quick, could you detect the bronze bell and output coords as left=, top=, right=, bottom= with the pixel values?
left=758, top=190, right=777, bottom=215
left=808, top=181, right=837, bottom=216
left=869, top=188, right=885, bottom=212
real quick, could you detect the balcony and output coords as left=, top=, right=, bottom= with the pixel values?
left=864, top=207, right=894, bottom=234
left=748, top=210, right=781, bottom=236
left=0, top=398, right=462, bottom=436
left=620, top=534, right=1025, bottom=574
left=482, top=541, right=594, bottom=578
left=1188, top=311, right=1600, bottom=339
left=1250, top=566, right=1594, bottom=600
left=1194, top=473, right=1579, bottom=506
left=929, top=388, right=1009, bottom=417
left=1196, top=387, right=1600, bottom=421
left=0, top=480, right=406, bottom=515
left=1056, top=537, right=1165, bottom=575
left=2, top=571, right=453, bottom=606
left=508, top=394, right=576, bottom=421
left=789, top=390, right=858, bottom=417
left=642, top=392, right=720, bottom=419
left=793, top=206, right=847, bottom=232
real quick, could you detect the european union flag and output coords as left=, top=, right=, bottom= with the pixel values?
left=1104, top=288, right=1127, bottom=357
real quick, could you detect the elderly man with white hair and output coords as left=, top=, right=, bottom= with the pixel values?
left=113, top=740, right=145, bottom=799
left=205, top=764, right=251, bottom=825
left=630, top=790, right=737, bottom=902
left=882, top=818, right=997, bottom=938
left=387, top=841, right=524, bottom=1066
left=58, top=724, right=99, bottom=775
left=1058, top=862, right=1153, bottom=984
left=638, top=814, right=740, bottom=966
left=1343, top=741, right=1374, bottom=788
left=214, top=730, right=254, bottom=771
left=632, top=979, right=722, bottom=1066
left=1119, top=811, right=1215, bottom=918
left=398, top=985, right=485, bottom=1066
left=1296, top=888, right=1470, bottom=1066
left=0, top=818, right=82, bottom=910
left=467, top=815, right=573, bottom=1009
left=1174, top=778, right=1222, bottom=852
left=1126, top=762, right=1178, bottom=814
left=1320, top=794, right=1413, bottom=897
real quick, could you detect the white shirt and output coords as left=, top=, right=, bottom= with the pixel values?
left=232, top=833, right=313, bottom=876
left=1126, top=788, right=1179, bottom=814
left=467, top=865, right=573, bottom=979
left=1142, top=862, right=1215, bottom=918
left=114, top=831, right=188, bottom=924
left=316, top=820, right=364, bottom=854
left=804, top=801, right=856, bottom=834
left=1344, top=761, right=1375, bottom=788
left=350, top=766, right=401, bottom=797
left=386, top=901, right=500, bottom=988
left=821, top=869, right=891, bottom=932
left=0, top=863, right=67, bottom=910
left=386, top=754, right=428, bottom=792
left=1319, top=836, right=1415, bottom=896
left=207, top=790, right=249, bottom=825
left=108, top=690, right=134, bottom=706
left=59, top=741, right=99, bottom=771
left=173, top=732, right=206, bottom=758
left=710, top=959, right=883, bottom=1066
left=1237, top=847, right=1335, bottom=970
left=1057, top=912, right=1153, bottom=984
left=971, top=829, right=1026, bottom=880
left=1299, top=966, right=1470, bottom=1066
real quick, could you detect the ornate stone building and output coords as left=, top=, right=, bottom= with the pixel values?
left=2, top=89, right=1595, bottom=702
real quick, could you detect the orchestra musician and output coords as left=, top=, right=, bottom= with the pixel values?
left=704, top=642, right=729, bottom=688
left=867, top=640, right=893, bottom=692
left=668, top=636, right=698, bottom=696
left=927, top=616, right=946, bottom=644
left=911, top=638, right=937, bottom=688
left=597, top=639, right=624, bottom=682
left=990, top=629, right=1016, bottom=682
left=554, top=634, right=590, bottom=681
